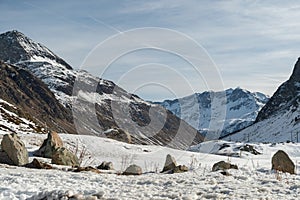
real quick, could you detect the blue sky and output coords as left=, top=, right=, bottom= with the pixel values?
left=1, top=0, right=300, bottom=100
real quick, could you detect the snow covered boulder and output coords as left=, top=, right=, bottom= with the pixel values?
left=123, top=164, right=142, bottom=175
left=51, top=147, right=79, bottom=167
left=34, top=131, right=63, bottom=158
left=272, top=150, right=295, bottom=174
left=1, top=133, right=28, bottom=166
left=212, top=161, right=238, bottom=172
left=161, top=154, right=177, bottom=172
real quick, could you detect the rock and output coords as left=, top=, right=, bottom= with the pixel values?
left=25, top=158, right=53, bottom=169
left=212, top=161, right=238, bottom=172
left=51, top=147, right=79, bottom=167
left=34, top=131, right=63, bottom=158
left=0, top=151, right=14, bottom=165
left=272, top=150, right=295, bottom=174
left=173, top=165, right=189, bottom=173
left=122, top=164, right=142, bottom=175
left=92, top=191, right=105, bottom=199
left=1, top=133, right=29, bottom=166
left=240, top=144, right=261, bottom=155
left=72, top=166, right=101, bottom=174
left=162, top=154, right=177, bottom=172
left=97, top=161, right=114, bottom=170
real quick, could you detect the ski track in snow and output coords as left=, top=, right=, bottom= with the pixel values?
left=0, top=133, right=300, bottom=199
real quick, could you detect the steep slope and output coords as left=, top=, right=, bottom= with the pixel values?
left=156, top=88, right=269, bottom=138
left=0, top=60, right=75, bottom=134
left=0, top=30, right=203, bottom=148
left=224, top=58, right=300, bottom=142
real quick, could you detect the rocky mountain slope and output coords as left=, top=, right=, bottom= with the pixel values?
left=0, top=60, right=75, bottom=134
left=0, top=30, right=203, bottom=148
left=156, top=88, right=269, bottom=138
left=223, top=58, right=300, bottom=142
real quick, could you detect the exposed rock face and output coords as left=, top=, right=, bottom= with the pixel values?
left=0, top=60, right=75, bottom=134
left=272, top=150, right=295, bottom=174
left=1, top=133, right=28, bottom=166
left=51, top=147, right=79, bottom=167
left=34, top=131, right=63, bottom=158
left=256, top=58, right=300, bottom=122
left=122, top=164, right=142, bottom=175
left=97, top=161, right=114, bottom=170
left=162, top=154, right=177, bottom=172
left=212, top=161, right=238, bottom=172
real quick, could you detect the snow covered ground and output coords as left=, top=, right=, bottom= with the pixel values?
left=1, top=133, right=300, bottom=199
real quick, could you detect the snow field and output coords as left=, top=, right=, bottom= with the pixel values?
left=0, top=133, right=300, bottom=199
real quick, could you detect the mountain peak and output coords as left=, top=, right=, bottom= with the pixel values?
left=256, top=58, right=300, bottom=122
left=290, top=57, right=300, bottom=81
left=0, top=30, right=72, bottom=69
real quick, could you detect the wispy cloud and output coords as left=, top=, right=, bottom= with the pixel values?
left=1, top=0, right=300, bottom=100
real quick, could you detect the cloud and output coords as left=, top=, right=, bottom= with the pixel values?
left=1, top=0, right=300, bottom=100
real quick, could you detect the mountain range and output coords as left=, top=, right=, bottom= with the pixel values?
left=223, top=58, right=300, bottom=142
left=155, top=88, right=269, bottom=138
left=0, top=30, right=203, bottom=149
left=0, top=30, right=299, bottom=144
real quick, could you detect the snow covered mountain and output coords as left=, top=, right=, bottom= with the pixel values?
left=0, top=30, right=203, bottom=148
left=156, top=88, right=269, bottom=138
left=223, top=58, right=300, bottom=142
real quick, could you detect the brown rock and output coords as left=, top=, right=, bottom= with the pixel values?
left=26, top=158, right=53, bottom=169
left=173, top=165, right=189, bottom=173
left=272, top=150, right=295, bottom=174
left=97, top=161, right=114, bottom=170
left=51, top=147, right=79, bottom=167
left=34, top=131, right=63, bottom=158
left=162, top=154, right=177, bottom=172
left=1, top=133, right=28, bottom=166
left=122, top=164, right=142, bottom=175
left=0, top=151, right=14, bottom=165
left=212, top=161, right=238, bottom=172
left=72, top=166, right=101, bottom=174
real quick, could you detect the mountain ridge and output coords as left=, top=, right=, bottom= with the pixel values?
left=155, top=87, right=269, bottom=138
left=0, top=30, right=203, bottom=149
left=224, top=58, right=300, bottom=142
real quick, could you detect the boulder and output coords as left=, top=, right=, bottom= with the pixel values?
left=26, top=158, right=53, bottom=169
left=162, top=154, right=177, bottom=172
left=240, top=144, right=261, bottom=155
left=51, top=147, right=79, bottom=167
left=173, top=165, right=189, bottom=173
left=1, top=133, right=28, bottom=166
left=0, top=150, right=14, bottom=165
left=271, top=150, right=295, bottom=174
left=97, top=161, right=114, bottom=170
left=122, top=164, right=142, bottom=175
left=212, top=161, right=238, bottom=172
left=34, top=131, right=63, bottom=158
left=72, top=166, right=101, bottom=174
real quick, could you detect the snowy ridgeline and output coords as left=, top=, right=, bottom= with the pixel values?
left=0, top=133, right=300, bottom=199
left=156, top=87, right=269, bottom=138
